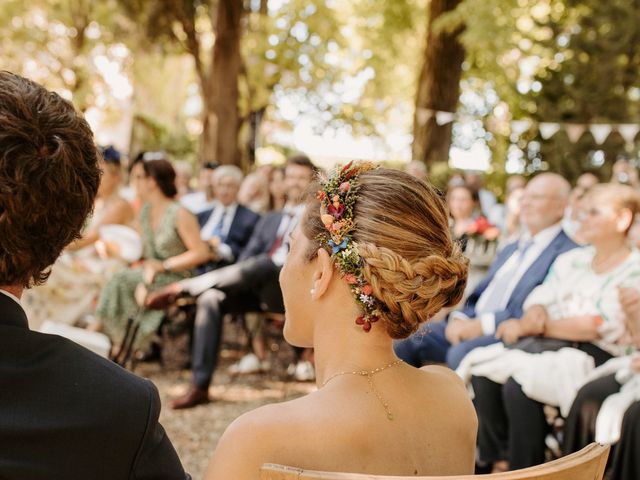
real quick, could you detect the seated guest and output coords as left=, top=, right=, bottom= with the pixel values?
left=173, top=160, right=194, bottom=199
left=0, top=71, right=188, bottom=479
left=448, top=184, right=483, bottom=250
left=238, top=170, right=271, bottom=213
left=562, top=286, right=640, bottom=480
left=95, top=158, right=209, bottom=353
left=22, top=146, right=134, bottom=329
left=472, top=183, right=640, bottom=471
left=203, top=163, right=475, bottom=479
left=268, top=166, right=287, bottom=211
left=146, top=154, right=316, bottom=408
left=181, top=161, right=219, bottom=214
left=395, top=173, right=576, bottom=369
left=197, top=165, right=260, bottom=272
left=465, top=171, right=497, bottom=217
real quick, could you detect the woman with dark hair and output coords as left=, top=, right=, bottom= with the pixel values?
left=96, top=158, right=209, bottom=352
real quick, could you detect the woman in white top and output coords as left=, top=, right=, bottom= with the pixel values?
left=204, top=164, right=476, bottom=479
left=472, top=182, right=640, bottom=472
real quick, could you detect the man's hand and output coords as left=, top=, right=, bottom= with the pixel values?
left=619, top=286, right=640, bottom=345
left=445, top=318, right=466, bottom=345
left=459, top=319, right=484, bottom=341
left=521, top=305, right=548, bottom=336
left=207, top=238, right=221, bottom=262
left=496, top=319, right=525, bottom=345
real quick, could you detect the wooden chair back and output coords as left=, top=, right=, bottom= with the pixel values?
left=260, top=442, right=609, bottom=480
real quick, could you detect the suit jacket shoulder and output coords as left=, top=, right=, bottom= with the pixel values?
left=0, top=324, right=188, bottom=480
left=239, top=211, right=283, bottom=261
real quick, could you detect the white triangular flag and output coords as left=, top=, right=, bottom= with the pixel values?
left=539, top=123, right=561, bottom=139
left=565, top=123, right=586, bottom=143
left=617, top=124, right=640, bottom=144
left=435, top=111, right=455, bottom=126
left=510, top=119, right=531, bottom=137
left=589, top=124, right=612, bottom=144
left=416, top=108, right=433, bottom=126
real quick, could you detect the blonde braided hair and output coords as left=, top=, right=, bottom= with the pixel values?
left=358, top=242, right=468, bottom=338
left=303, top=167, right=469, bottom=338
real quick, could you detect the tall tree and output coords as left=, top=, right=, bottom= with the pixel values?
left=121, top=0, right=244, bottom=166
left=412, top=0, right=465, bottom=167
left=204, top=0, right=243, bottom=167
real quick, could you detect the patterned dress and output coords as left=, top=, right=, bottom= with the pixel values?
left=96, top=202, right=191, bottom=350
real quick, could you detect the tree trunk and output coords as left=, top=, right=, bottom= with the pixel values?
left=412, top=0, right=465, bottom=168
left=200, top=0, right=244, bottom=167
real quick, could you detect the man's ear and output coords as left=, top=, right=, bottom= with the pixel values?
left=617, top=208, right=633, bottom=233
left=310, top=248, right=334, bottom=300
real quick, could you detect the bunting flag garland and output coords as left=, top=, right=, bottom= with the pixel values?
left=565, top=123, right=587, bottom=143
left=618, top=124, right=640, bottom=145
left=435, top=111, right=456, bottom=126
left=589, top=124, right=613, bottom=145
left=414, top=107, right=639, bottom=144
left=510, top=119, right=531, bottom=137
left=539, top=122, right=561, bottom=140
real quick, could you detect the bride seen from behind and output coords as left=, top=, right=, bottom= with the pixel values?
left=205, top=163, right=477, bottom=479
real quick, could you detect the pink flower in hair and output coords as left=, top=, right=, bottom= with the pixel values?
left=344, top=274, right=358, bottom=284
left=339, top=182, right=351, bottom=193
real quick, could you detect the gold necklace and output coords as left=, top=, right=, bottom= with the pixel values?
left=321, top=359, right=404, bottom=421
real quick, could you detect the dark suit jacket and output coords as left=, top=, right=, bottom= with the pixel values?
left=197, top=204, right=260, bottom=262
left=460, top=229, right=578, bottom=327
left=0, top=293, right=189, bottom=480
left=238, top=211, right=284, bottom=261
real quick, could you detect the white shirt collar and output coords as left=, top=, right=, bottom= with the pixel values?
left=0, top=288, right=21, bottom=305
left=525, top=222, right=563, bottom=247
left=283, top=202, right=305, bottom=217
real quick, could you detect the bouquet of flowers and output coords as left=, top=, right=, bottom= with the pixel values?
left=463, top=216, right=500, bottom=267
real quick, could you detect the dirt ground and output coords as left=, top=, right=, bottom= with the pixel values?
left=137, top=337, right=316, bottom=479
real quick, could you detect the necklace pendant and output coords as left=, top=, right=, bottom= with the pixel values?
left=387, top=413, right=394, bottom=421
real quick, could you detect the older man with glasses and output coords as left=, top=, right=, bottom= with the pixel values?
left=395, top=173, right=578, bottom=370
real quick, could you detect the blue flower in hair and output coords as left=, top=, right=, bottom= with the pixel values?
left=329, top=238, right=349, bottom=254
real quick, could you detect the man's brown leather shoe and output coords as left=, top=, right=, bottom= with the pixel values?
left=145, top=283, right=184, bottom=310
left=171, top=386, right=210, bottom=410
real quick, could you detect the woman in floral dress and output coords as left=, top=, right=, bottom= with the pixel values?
left=96, top=158, right=209, bottom=352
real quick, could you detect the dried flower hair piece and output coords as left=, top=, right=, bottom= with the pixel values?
left=316, top=161, right=385, bottom=332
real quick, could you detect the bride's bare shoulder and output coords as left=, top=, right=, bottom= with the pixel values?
left=419, top=364, right=466, bottom=388
left=204, top=395, right=320, bottom=480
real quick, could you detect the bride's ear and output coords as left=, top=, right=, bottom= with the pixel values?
left=310, top=248, right=334, bottom=300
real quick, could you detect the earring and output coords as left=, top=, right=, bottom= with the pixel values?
left=310, top=288, right=315, bottom=295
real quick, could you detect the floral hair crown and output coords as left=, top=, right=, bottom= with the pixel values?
left=316, top=161, right=385, bottom=332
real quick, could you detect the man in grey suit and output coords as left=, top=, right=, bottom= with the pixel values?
left=0, top=71, right=188, bottom=479
left=147, top=155, right=316, bottom=409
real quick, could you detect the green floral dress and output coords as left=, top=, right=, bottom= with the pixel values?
left=96, top=202, right=191, bottom=350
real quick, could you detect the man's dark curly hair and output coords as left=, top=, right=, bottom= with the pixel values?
left=0, top=71, right=101, bottom=288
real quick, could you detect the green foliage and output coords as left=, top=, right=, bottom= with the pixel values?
left=130, top=113, right=197, bottom=161
left=0, top=0, right=133, bottom=110
left=439, top=0, right=640, bottom=184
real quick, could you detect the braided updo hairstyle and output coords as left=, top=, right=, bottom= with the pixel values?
left=303, top=168, right=468, bottom=339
